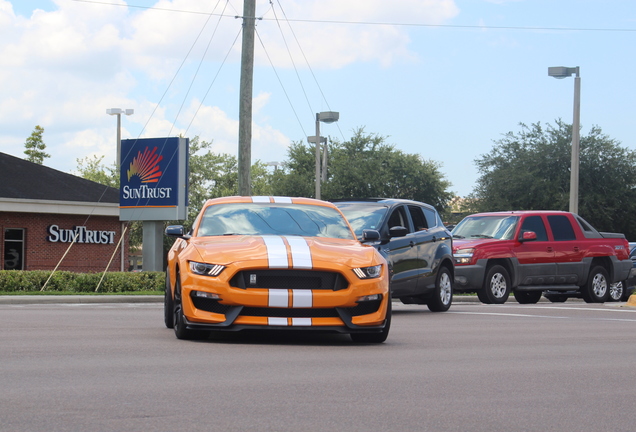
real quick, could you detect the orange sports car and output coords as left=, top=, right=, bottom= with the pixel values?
left=164, top=196, right=391, bottom=343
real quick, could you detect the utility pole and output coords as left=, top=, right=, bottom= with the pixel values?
left=238, top=0, right=255, bottom=196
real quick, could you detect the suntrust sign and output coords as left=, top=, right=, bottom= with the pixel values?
left=119, top=137, right=188, bottom=221
left=47, top=225, right=116, bottom=244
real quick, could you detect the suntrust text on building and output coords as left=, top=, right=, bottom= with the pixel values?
left=47, top=225, right=116, bottom=244
left=119, top=137, right=188, bottom=221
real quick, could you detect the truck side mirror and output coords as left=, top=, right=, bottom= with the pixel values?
left=519, top=231, right=537, bottom=242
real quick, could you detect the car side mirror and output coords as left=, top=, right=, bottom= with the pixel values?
left=519, top=230, right=537, bottom=242
left=362, top=229, right=381, bottom=242
left=389, top=226, right=408, bottom=238
left=165, top=225, right=191, bottom=239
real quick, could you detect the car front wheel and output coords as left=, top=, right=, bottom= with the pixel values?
left=164, top=270, right=174, bottom=329
left=173, top=274, right=206, bottom=340
left=478, top=265, right=511, bottom=304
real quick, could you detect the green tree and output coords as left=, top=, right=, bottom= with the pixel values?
left=272, top=128, right=454, bottom=213
left=76, top=155, right=118, bottom=187
left=472, top=120, right=636, bottom=238
left=24, top=125, right=50, bottom=164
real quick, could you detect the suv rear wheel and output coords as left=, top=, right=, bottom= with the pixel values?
left=427, top=266, right=453, bottom=312
left=478, top=265, right=511, bottom=304
left=581, top=266, right=610, bottom=303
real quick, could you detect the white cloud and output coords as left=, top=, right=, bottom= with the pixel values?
left=0, top=0, right=459, bottom=175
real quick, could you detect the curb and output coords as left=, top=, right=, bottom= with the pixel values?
left=0, top=295, right=163, bottom=305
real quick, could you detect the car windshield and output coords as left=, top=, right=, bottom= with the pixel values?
left=452, top=215, right=520, bottom=240
left=197, top=203, right=355, bottom=240
left=335, top=203, right=388, bottom=238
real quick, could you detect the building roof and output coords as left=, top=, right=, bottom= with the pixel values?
left=0, top=152, right=119, bottom=203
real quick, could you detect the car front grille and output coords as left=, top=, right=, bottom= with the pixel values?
left=240, top=307, right=340, bottom=318
left=230, top=270, right=349, bottom=291
left=192, top=298, right=381, bottom=319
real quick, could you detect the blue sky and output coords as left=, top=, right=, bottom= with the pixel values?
left=2, top=0, right=635, bottom=197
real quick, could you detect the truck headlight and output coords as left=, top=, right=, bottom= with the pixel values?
left=453, top=248, right=474, bottom=265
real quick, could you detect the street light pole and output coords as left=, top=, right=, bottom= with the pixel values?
left=571, top=72, right=581, bottom=215
left=106, top=108, right=134, bottom=168
left=311, top=111, right=339, bottom=200
left=548, top=66, right=580, bottom=214
left=106, top=108, right=133, bottom=271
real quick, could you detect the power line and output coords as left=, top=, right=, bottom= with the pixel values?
left=69, top=0, right=636, bottom=33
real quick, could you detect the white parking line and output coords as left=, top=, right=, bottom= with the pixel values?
left=449, top=311, right=568, bottom=319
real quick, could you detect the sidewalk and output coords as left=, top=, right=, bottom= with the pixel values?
left=0, top=295, right=164, bottom=305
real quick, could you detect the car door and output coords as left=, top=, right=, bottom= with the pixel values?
left=383, top=205, right=419, bottom=297
left=513, top=215, right=557, bottom=286
left=547, top=214, right=587, bottom=284
left=406, top=205, right=436, bottom=294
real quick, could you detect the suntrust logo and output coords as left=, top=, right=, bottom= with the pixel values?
left=122, top=146, right=173, bottom=201
left=127, top=146, right=163, bottom=183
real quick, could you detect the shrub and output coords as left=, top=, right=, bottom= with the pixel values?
left=0, top=270, right=165, bottom=294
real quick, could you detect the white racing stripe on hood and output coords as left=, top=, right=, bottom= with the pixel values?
left=251, top=196, right=270, bottom=203
left=285, top=236, right=312, bottom=269
left=262, top=236, right=288, bottom=268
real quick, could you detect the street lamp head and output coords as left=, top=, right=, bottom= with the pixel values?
left=106, top=108, right=134, bottom=116
left=548, top=66, right=579, bottom=79
left=317, top=111, right=339, bottom=124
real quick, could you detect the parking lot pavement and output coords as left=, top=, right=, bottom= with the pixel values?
left=0, top=294, right=590, bottom=305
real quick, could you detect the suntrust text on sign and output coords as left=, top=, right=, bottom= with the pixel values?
left=119, top=137, right=188, bottom=221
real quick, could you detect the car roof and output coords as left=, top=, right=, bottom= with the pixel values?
left=202, top=195, right=338, bottom=209
left=332, top=198, right=436, bottom=210
left=465, top=210, right=572, bottom=217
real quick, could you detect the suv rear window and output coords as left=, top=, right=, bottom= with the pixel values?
left=547, top=215, right=576, bottom=241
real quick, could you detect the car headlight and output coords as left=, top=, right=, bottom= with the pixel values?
left=353, top=264, right=382, bottom=279
left=189, top=261, right=225, bottom=277
left=453, top=248, right=474, bottom=264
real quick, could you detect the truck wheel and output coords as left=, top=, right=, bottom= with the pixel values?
left=544, top=293, right=568, bottom=303
left=479, top=265, right=511, bottom=304
left=513, top=290, right=542, bottom=304
left=427, top=266, right=453, bottom=312
left=608, top=281, right=625, bottom=302
left=581, top=266, right=610, bottom=303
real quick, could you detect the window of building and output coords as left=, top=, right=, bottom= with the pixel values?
left=4, top=228, right=25, bottom=270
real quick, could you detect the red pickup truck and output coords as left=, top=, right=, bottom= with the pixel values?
left=451, top=211, right=632, bottom=304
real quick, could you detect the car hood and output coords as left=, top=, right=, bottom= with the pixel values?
left=452, top=237, right=502, bottom=251
left=189, top=235, right=380, bottom=268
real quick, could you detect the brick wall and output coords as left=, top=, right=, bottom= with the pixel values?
left=1, top=212, right=129, bottom=272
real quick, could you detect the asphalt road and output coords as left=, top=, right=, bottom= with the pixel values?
left=1, top=299, right=635, bottom=432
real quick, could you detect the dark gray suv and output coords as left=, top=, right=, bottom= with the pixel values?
left=334, top=199, right=455, bottom=312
